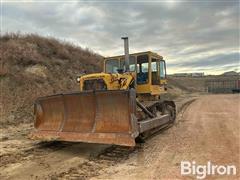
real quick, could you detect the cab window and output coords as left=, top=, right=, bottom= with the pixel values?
left=105, top=59, right=119, bottom=73
left=160, top=60, right=166, bottom=79
left=137, top=55, right=149, bottom=84
left=120, top=56, right=136, bottom=72
left=151, top=58, right=160, bottom=85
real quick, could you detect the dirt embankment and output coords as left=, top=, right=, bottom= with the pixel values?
left=167, top=76, right=208, bottom=94
left=167, top=75, right=239, bottom=95
left=0, top=33, right=103, bottom=126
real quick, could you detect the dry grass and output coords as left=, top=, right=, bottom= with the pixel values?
left=0, top=33, right=103, bottom=126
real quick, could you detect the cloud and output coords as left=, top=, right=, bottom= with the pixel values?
left=168, top=52, right=239, bottom=67
left=2, top=0, right=239, bottom=74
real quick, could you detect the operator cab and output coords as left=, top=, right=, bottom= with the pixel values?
left=104, top=51, right=167, bottom=95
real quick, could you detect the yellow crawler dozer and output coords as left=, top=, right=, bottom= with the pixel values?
left=31, top=37, right=176, bottom=146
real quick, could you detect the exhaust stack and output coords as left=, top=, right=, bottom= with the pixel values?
left=121, top=37, right=130, bottom=72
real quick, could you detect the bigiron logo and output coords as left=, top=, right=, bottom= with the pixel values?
left=180, top=161, right=237, bottom=179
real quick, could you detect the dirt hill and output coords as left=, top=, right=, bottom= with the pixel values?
left=167, top=76, right=206, bottom=92
left=0, top=33, right=103, bottom=126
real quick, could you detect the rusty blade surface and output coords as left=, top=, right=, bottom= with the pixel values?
left=31, top=90, right=138, bottom=146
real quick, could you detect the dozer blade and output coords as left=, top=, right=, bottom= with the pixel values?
left=30, top=90, right=139, bottom=146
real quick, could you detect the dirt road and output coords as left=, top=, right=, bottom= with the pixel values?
left=1, top=94, right=239, bottom=179
left=93, top=94, right=240, bottom=180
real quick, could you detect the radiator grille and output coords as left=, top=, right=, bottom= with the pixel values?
left=83, top=79, right=107, bottom=91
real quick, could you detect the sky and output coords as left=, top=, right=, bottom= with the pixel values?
left=1, top=0, right=240, bottom=74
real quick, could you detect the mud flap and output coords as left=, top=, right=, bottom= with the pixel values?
left=30, top=90, right=138, bottom=146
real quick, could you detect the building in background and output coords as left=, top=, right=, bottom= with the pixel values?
left=172, top=72, right=204, bottom=77
left=221, top=71, right=239, bottom=76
